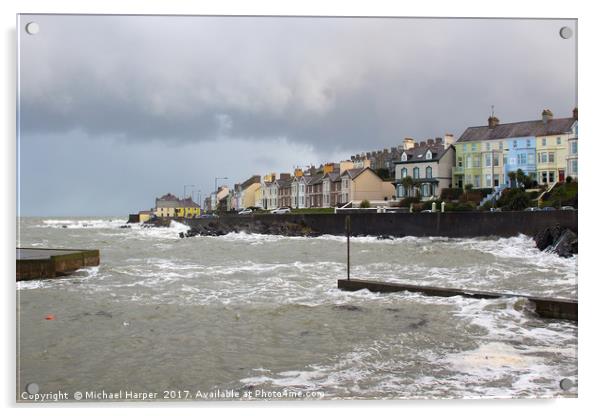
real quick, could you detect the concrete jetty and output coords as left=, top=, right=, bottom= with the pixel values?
left=338, top=279, right=577, bottom=321
left=16, top=248, right=100, bottom=281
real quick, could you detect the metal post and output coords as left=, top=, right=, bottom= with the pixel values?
left=345, top=215, right=351, bottom=280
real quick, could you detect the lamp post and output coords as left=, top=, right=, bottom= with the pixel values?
left=183, top=184, right=195, bottom=199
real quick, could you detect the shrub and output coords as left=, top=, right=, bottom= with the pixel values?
left=441, top=187, right=463, bottom=201
left=507, top=192, right=531, bottom=211
left=445, top=202, right=476, bottom=212
left=566, top=176, right=573, bottom=183
left=398, top=197, right=421, bottom=207
left=359, top=199, right=371, bottom=208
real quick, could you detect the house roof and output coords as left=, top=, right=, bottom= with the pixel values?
left=179, top=197, right=201, bottom=208
left=240, top=175, right=261, bottom=190
left=457, top=117, right=575, bottom=143
left=307, top=174, right=324, bottom=185
left=394, top=143, right=453, bottom=165
left=156, top=193, right=178, bottom=201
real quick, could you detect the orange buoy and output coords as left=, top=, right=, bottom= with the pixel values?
left=44, top=314, right=55, bottom=320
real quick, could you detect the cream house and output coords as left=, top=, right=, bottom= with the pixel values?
left=340, top=167, right=395, bottom=205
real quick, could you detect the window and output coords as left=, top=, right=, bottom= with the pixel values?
left=513, top=140, right=517, bottom=148
left=486, top=174, right=492, bottom=187
left=549, top=171, right=555, bottom=183
left=571, top=141, right=578, bottom=154
left=486, top=143, right=491, bottom=151
left=557, top=137, right=561, bottom=145
left=542, top=137, right=547, bottom=146
left=413, top=167, right=420, bottom=179
left=493, top=154, right=500, bottom=166
left=466, top=155, right=472, bottom=168
left=475, top=175, right=481, bottom=188
left=548, top=152, right=555, bottom=163
left=422, top=184, right=430, bottom=197
left=528, top=154, right=534, bottom=164
left=401, top=167, right=407, bottom=177
left=426, top=150, right=432, bottom=160
left=541, top=172, right=548, bottom=183
left=537, top=153, right=541, bottom=163
left=518, top=153, right=527, bottom=165
left=541, top=152, right=548, bottom=163
left=463, top=144, right=467, bottom=151
left=503, top=156, right=508, bottom=165
left=457, top=157, right=463, bottom=167
left=499, top=142, right=503, bottom=150
left=426, top=166, right=433, bottom=178
left=571, top=159, right=578, bottom=174
left=472, top=143, right=477, bottom=151
left=526, top=139, right=531, bottom=147
left=401, top=153, right=407, bottom=161
left=485, top=154, right=491, bottom=167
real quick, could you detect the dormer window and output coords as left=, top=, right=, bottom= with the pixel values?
left=401, top=152, right=407, bottom=161
left=426, top=150, right=432, bottom=160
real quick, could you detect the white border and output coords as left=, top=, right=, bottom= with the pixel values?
left=2, top=0, right=600, bottom=415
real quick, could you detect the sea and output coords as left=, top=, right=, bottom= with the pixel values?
left=16, top=217, right=578, bottom=401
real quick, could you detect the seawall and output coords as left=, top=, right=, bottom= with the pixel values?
left=182, top=211, right=577, bottom=238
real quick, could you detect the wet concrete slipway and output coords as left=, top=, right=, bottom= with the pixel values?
left=17, top=217, right=577, bottom=401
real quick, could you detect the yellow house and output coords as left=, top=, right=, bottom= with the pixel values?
left=138, top=210, right=153, bottom=223
left=155, top=193, right=201, bottom=218
left=340, top=167, right=395, bottom=204
left=175, top=197, right=202, bottom=218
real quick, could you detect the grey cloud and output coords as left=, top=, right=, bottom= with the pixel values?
left=20, top=16, right=576, bottom=152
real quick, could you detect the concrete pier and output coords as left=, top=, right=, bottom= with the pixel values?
left=16, top=248, right=100, bottom=281
left=338, top=279, right=577, bottom=321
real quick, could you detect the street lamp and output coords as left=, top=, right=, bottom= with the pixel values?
left=183, top=184, right=195, bottom=199
left=214, top=177, right=228, bottom=193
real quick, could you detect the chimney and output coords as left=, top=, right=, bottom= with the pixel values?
left=444, top=133, right=455, bottom=149
left=542, top=109, right=553, bottom=124
left=488, top=116, right=500, bottom=128
left=403, top=137, right=415, bottom=150
left=279, top=173, right=291, bottom=180
left=419, top=141, right=426, bottom=147
left=573, top=107, right=578, bottom=120
left=435, top=137, right=443, bottom=144
left=427, top=139, right=434, bottom=146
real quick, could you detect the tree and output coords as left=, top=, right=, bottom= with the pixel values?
left=516, top=169, right=527, bottom=187
left=401, top=176, right=414, bottom=198
left=507, top=171, right=517, bottom=188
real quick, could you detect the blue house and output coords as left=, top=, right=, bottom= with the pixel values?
left=503, top=136, right=537, bottom=186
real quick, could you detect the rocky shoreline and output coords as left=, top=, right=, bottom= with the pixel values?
left=534, top=224, right=578, bottom=258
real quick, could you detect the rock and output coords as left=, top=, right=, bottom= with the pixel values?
left=534, top=225, right=577, bottom=257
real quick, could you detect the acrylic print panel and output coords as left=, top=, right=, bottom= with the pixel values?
left=16, top=14, right=578, bottom=402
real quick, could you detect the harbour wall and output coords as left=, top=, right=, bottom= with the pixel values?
left=182, top=210, right=577, bottom=238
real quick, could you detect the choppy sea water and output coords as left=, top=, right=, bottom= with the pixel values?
left=17, top=217, right=577, bottom=401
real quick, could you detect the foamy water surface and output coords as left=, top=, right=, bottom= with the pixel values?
left=17, top=217, right=577, bottom=400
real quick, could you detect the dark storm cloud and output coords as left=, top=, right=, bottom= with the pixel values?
left=20, top=16, right=576, bottom=152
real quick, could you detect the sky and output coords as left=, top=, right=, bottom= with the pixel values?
left=17, top=15, right=577, bottom=216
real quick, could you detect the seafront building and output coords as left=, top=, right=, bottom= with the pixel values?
left=394, top=136, right=456, bottom=199
left=453, top=109, right=577, bottom=189
left=155, top=193, right=201, bottom=218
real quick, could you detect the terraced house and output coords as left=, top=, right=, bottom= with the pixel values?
left=453, top=109, right=577, bottom=189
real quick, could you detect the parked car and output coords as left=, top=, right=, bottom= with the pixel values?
left=421, top=209, right=433, bottom=213
left=542, top=206, right=556, bottom=211
left=561, top=206, right=576, bottom=210
left=524, top=207, right=541, bottom=212
left=270, top=207, right=291, bottom=214
left=200, top=213, right=218, bottom=218
left=238, top=208, right=253, bottom=215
